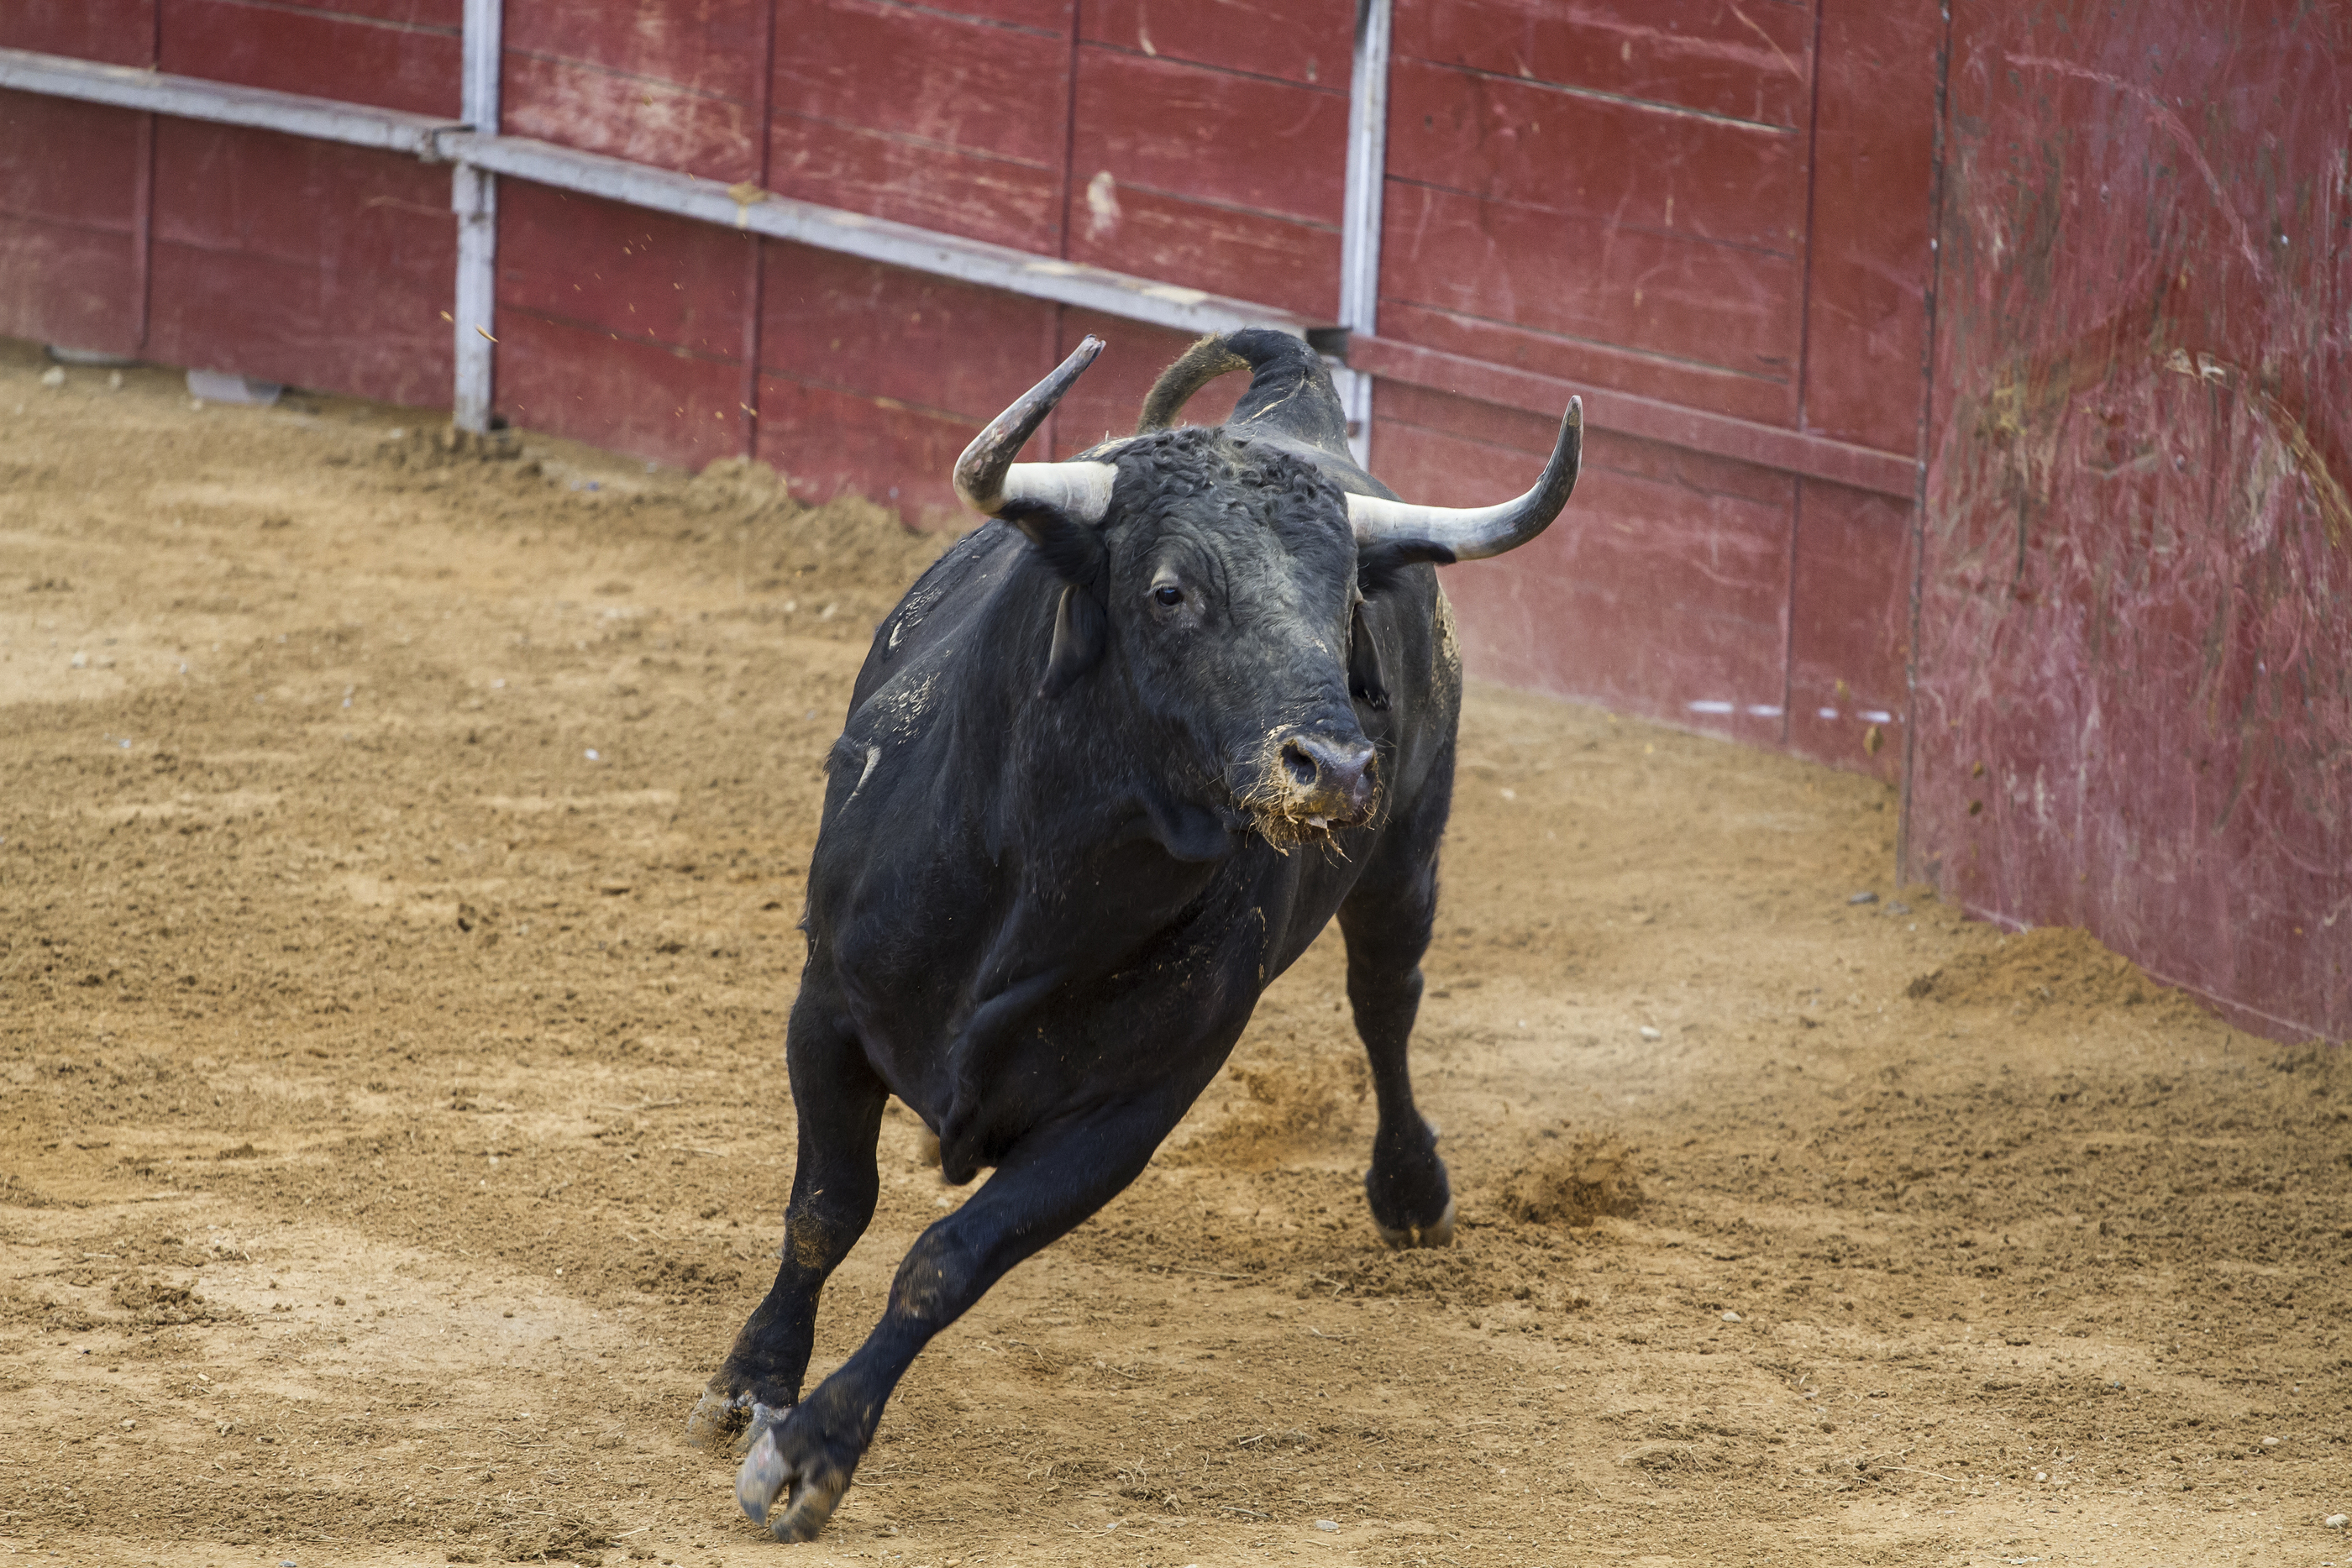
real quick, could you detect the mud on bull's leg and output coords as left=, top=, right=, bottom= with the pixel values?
left=686, top=999, right=886, bottom=1456
left=733, top=1095, right=1184, bottom=1542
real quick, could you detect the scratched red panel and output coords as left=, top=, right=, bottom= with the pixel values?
left=501, top=311, right=743, bottom=469
left=1067, top=182, right=1341, bottom=324
left=1378, top=384, right=1793, bottom=744
left=0, top=92, right=141, bottom=228
left=144, top=123, right=452, bottom=404
left=758, top=244, right=1056, bottom=424
left=764, top=123, right=1059, bottom=253
left=1378, top=182, right=1802, bottom=421
left=1386, top=58, right=1807, bottom=255
left=499, top=183, right=753, bottom=359
left=0, top=0, right=155, bottom=63
left=752, top=374, right=977, bottom=527
left=1069, top=49, right=1347, bottom=228
left=0, top=216, right=141, bottom=356
left=1914, top=0, right=2352, bottom=1039
left=1081, top=0, right=1351, bottom=94
left=1800, top=0, right=1938, bottom=454
left=769, top=0, right=1034, bottom=158
left=1395, top=0, right=1812, bottom=129
left=501, top=56, right=758, bottom=182
left=160, top=0, right=460, bottom=116
left=1786, top=481, right=1913, bottom=783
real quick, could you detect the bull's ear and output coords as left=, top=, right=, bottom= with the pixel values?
left=1347, top=600, right=1391, bottom=711
left=999, top=496, right=1106, bottom=585
left=1039, top=583, right=1106, bottom=699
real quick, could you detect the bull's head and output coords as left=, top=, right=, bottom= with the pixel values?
left=953, top=333, right=1580, bottom=851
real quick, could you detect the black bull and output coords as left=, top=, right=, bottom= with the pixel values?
left=683, top=329, right=1582, bottom=1540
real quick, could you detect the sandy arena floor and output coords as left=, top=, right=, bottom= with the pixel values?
left=2, top=341, right=2346, bottom=1568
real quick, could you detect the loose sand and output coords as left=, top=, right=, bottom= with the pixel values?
left=3, top=343, right=2344, bottom=1567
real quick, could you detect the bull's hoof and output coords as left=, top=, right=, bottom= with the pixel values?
left=1373, top=1197, right=1456, bottom=1250
left=687, top=1384, right=790, bottom=1457
left=735, top=1408, right=853, bottom=1542
left=685, top=1385, right=749, bottom=1452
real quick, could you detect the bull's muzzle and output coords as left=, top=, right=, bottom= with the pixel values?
left=1280, top=732, right=1378, bottom=827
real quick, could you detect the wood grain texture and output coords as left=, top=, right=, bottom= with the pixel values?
left=160, top=0, right=460, bottom=116
left=500, top=309, right=744, bottom=470
left=1385, top=56, right=1806, bottom=254
left=1785, top=479, right=1911, bottom=783
left=1378, top=181, right=1802, bottom=419
left=1914, top=0, right=2352, bottom=1038
left=0, top=0, right=156, bottom=65
left=1065, top=179, right=1341, bottom=323
left=1082, top=0, right=1352, bottom=94
left=770, top=0, right=1067, bottom=169
left=758, top=243, right=1055, bottom=424
left=502, top=28, right=762, bottom=181
left=753, top=372, right=979, bottom=526
left=1394, top=0, right=1813, bottom=129
left=1070, top=48, right=1347, bottom=227
left=0, top=92, right=141, bottom=228
left=499, top=183, right=753, bottom=358
left=1799, top=0, right=1938, bottom=454
left=144, top=126, right=453, bottom=404
left=0, top=212, right=140, bottom=356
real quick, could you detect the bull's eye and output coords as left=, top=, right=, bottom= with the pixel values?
left=1152, top=584, right=1184, bottom=607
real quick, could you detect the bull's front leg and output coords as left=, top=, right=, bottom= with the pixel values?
left=687, top=994, right=886, bottom=1455
left=733, top=1097, right=1181, bottom=1542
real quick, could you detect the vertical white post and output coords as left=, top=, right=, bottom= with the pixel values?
left=452, top=0, right=502, bottom=433
left=1336, top=0, right=1391, bottom=471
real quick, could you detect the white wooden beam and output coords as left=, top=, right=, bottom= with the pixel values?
left=451, top=0, right=502, bottom=433
left=1336, top=0, right=1393, bottom=468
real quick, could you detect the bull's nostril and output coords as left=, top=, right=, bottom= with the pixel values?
left=1284, top=745, right=1320, bottom=789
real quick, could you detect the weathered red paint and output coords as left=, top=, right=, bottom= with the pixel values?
left=3, top=0, right=2343, bottom=1041
left=1912, top=1, right=2351, bottom=1038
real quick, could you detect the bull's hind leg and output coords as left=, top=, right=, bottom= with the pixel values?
left=686, top=991, right=886, bottom=1455
left=1338, top=830, right=1455, bottom=1248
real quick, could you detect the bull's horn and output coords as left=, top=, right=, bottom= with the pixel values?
left=953, top=336, right=1119, bottom=522
left=1347, top=396, right=1582, bottom=561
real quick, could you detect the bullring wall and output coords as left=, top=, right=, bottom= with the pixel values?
left=1, top=0, right=2345, bottom=1041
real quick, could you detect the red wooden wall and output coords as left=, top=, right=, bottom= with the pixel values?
left=1911, top=1, right=2351, bottom=1039
left=2, top=1, right=2345, bottom=1039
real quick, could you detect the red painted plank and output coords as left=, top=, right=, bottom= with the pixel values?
left=757, top=243, right=1055, bottom=425
left=502, top=55, right=759, bottom=183
left=1914, top=0, right=2352, bottom=1039
left=1394, top=0, right=1812, bottom=130
left=770, top=0, right=1067, bottom=170
left=498, top=183, right=753, bottom=359
left=1799, top=0, right=1938, bottom=454
left=0, top=92, right=141, bottom=228
left=0, top=213, right=141, bottom=357
left=500, top=310, right=743, bottom=470
left=1385, top=57, right=1806, bottom=254
left=1082, top=0, right=1351, bottom=93
left=1785, top=480, right=1912, bottom=782
left=1069, top=48, right=1347, bottom=228
left=1398, top=413, right=1793, bottom=745
left=0, top=0, right=155, bottom=65
left=504, top=0, right=765, bottom=97
left=159, top=0, right=460, bottom=116
left=753, top=373, right=974, bottom=527
left=143, top=123, right=452, bottom=404
left=1351, top=334, right=1919, bottom=496
left=1065, top=180, right=1341, bottom=323
left=764, top=117, right=1060, bottom=253
left=1378, top=181, right=1803, bottom=420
